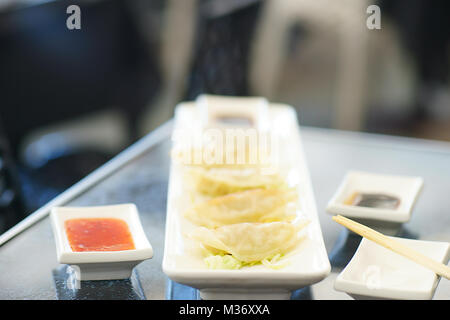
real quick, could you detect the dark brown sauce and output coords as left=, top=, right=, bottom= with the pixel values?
left=344, top=192, right=400, bottom=209
left=214, top=115, right=253, bottom=127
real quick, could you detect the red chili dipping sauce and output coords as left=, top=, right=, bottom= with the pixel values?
left=65, top=218, right=135, bottom=252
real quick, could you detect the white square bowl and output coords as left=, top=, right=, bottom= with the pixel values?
left=326, top=171, right=424, bottom=234
left=334, top=237, right=450, bottom=300
left=50, top=203, right=153, bottom=281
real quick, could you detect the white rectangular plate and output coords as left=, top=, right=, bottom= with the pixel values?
left=162, top=102, right=331, bottom=300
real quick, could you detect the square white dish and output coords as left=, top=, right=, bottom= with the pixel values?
left=162, top=100, right=331, bottom=300
left=50, top=203, right=153, bottom=281
left=334, top=237, right=450, bottom=300
left=326, top=171, right=424, bottom=234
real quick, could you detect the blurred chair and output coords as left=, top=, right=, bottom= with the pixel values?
left=138, top=0, right=263, bottom=134
left=19, top=110, right=129, bottom=169
left=0, top=126, right=25, bottom=232
left=0, top=0, right=161, bottom=218
left=139, top=0, right=198, bottom=134
left=380, top=0, right=450, bottom=122
left=249, top=0, right=370, bottom=131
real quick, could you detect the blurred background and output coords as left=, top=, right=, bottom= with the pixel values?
left=0, top=0, right=449, bottom=233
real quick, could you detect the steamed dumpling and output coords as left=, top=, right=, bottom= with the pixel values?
left=184, top=188, right=298, bottom=228
left=189, top=221, right=309, bottom=263
left=184, top=166, right=287, bottom=197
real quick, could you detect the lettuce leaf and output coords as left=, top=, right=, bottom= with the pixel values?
left=203, top=252, right=291, bottom=270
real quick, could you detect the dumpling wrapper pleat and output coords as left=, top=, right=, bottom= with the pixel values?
left=184, top=188, right=298, bottom=228
left=189, top=221, right=309, bottom=263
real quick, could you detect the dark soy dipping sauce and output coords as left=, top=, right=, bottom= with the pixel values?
left=345, top=192, right=400, bottom=209
left=214, top=115, right=254, bottom=127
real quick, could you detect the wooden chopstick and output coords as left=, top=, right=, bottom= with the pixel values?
left=332, top=215, right=450, bottom=280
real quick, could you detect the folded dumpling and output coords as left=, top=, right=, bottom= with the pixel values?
left=184, top=188, right=298, bottom=228
left=189, top=221, right=309, bottom=263
left=184, top=166, right=287, bottom=197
